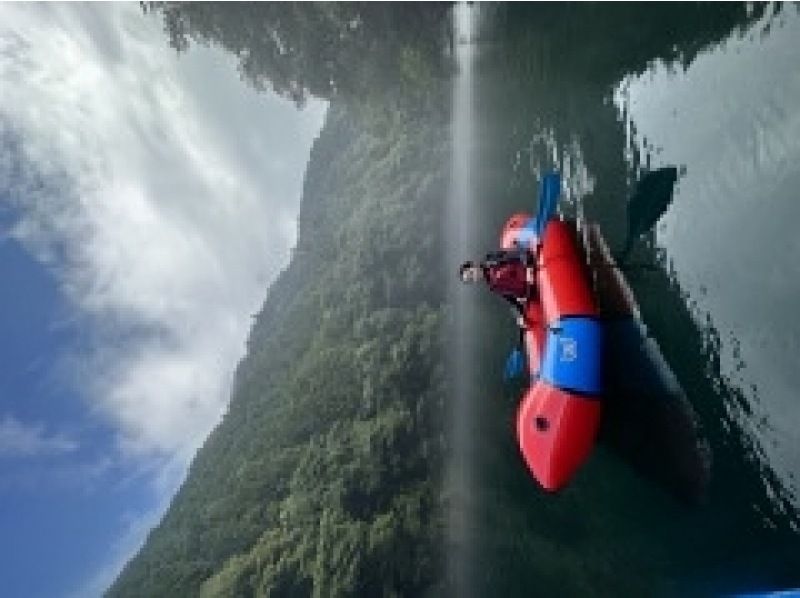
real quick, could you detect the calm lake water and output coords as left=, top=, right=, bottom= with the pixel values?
left=451, top=4, right=800, bottom=597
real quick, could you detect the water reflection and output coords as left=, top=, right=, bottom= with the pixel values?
left=468, top=3, right=800, bottom=596
left=617, top=4, right=800, bottom=521
left=619, top=166, right=678, bottom=261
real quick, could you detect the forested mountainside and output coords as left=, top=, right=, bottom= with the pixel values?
left=108, top=99, right=450, bottom=596
left=108, top=4, right=453, bottom=595
left=143, top=1, right=453, bottom=108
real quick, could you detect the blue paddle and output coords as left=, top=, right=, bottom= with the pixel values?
left=533, top=171, right=562, bottom=238
left=503, top=172, right=561, bottom=381
left=514, top=171, right=562, bottom=252
left=503, top=348, right=525, bottom=382
left=618, top=166, right=678, bottom=262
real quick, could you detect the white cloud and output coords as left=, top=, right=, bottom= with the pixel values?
left=0, top=414, right=78, bottom=457
left=1, top=5, right=326, bottom=592
left=0, top=3, right=326, bottom=463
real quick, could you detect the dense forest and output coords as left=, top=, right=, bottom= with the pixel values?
left=108, top=4, right=452, bottom=593
left=109, top=104, right=451, bottom=596
left=110, top=3, right=796, bottom=597
left=108, top=4, right=455, bottom=596
left=142, top=1, right=453, bottom=113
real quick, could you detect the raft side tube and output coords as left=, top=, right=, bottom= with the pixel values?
left=523, top=300, right=546, bottom=378
left=537, top=221, right=597, bottom=323
left=517, top=381, right=603, bottom=492
left=540, top=316, right=603, bottom=395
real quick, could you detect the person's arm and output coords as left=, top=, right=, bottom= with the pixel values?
left=486, top=247, right=536, bottom=268
left=503, top=296, right=527, bottom=353
left=480, top=263, right=491, bottom=285
left=486, top=248, right=522, bottom=264
left=502, top=294, right=525, bottom=320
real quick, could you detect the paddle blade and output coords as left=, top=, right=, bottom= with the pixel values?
left=503, top=348, right=525, bottom=381
left=534, top=171, right=562, bottom=238
left=626, top=167, right=678, bottom=239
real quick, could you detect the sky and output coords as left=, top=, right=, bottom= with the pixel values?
left=0, top=4, right=326, bottom=597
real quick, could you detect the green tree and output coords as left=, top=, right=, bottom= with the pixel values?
left=144, top=2, right=453, bottom=107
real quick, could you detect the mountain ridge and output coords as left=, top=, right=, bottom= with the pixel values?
left=108, top=98, right=450, bottom=597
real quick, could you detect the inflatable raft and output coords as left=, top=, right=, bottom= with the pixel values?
left=501, top=215, right=603, bottom=492
left=500, top=211, right=711, bottom=498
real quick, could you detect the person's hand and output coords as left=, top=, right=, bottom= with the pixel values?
left=525, top=267, right=536, bottom=285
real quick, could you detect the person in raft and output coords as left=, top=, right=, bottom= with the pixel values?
left=459, top=248, right=536, bottom=312
left=459, top=249, right=537, bottom=380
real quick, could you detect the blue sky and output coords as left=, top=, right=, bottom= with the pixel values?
left=0, top=4, right=325, bottom=596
